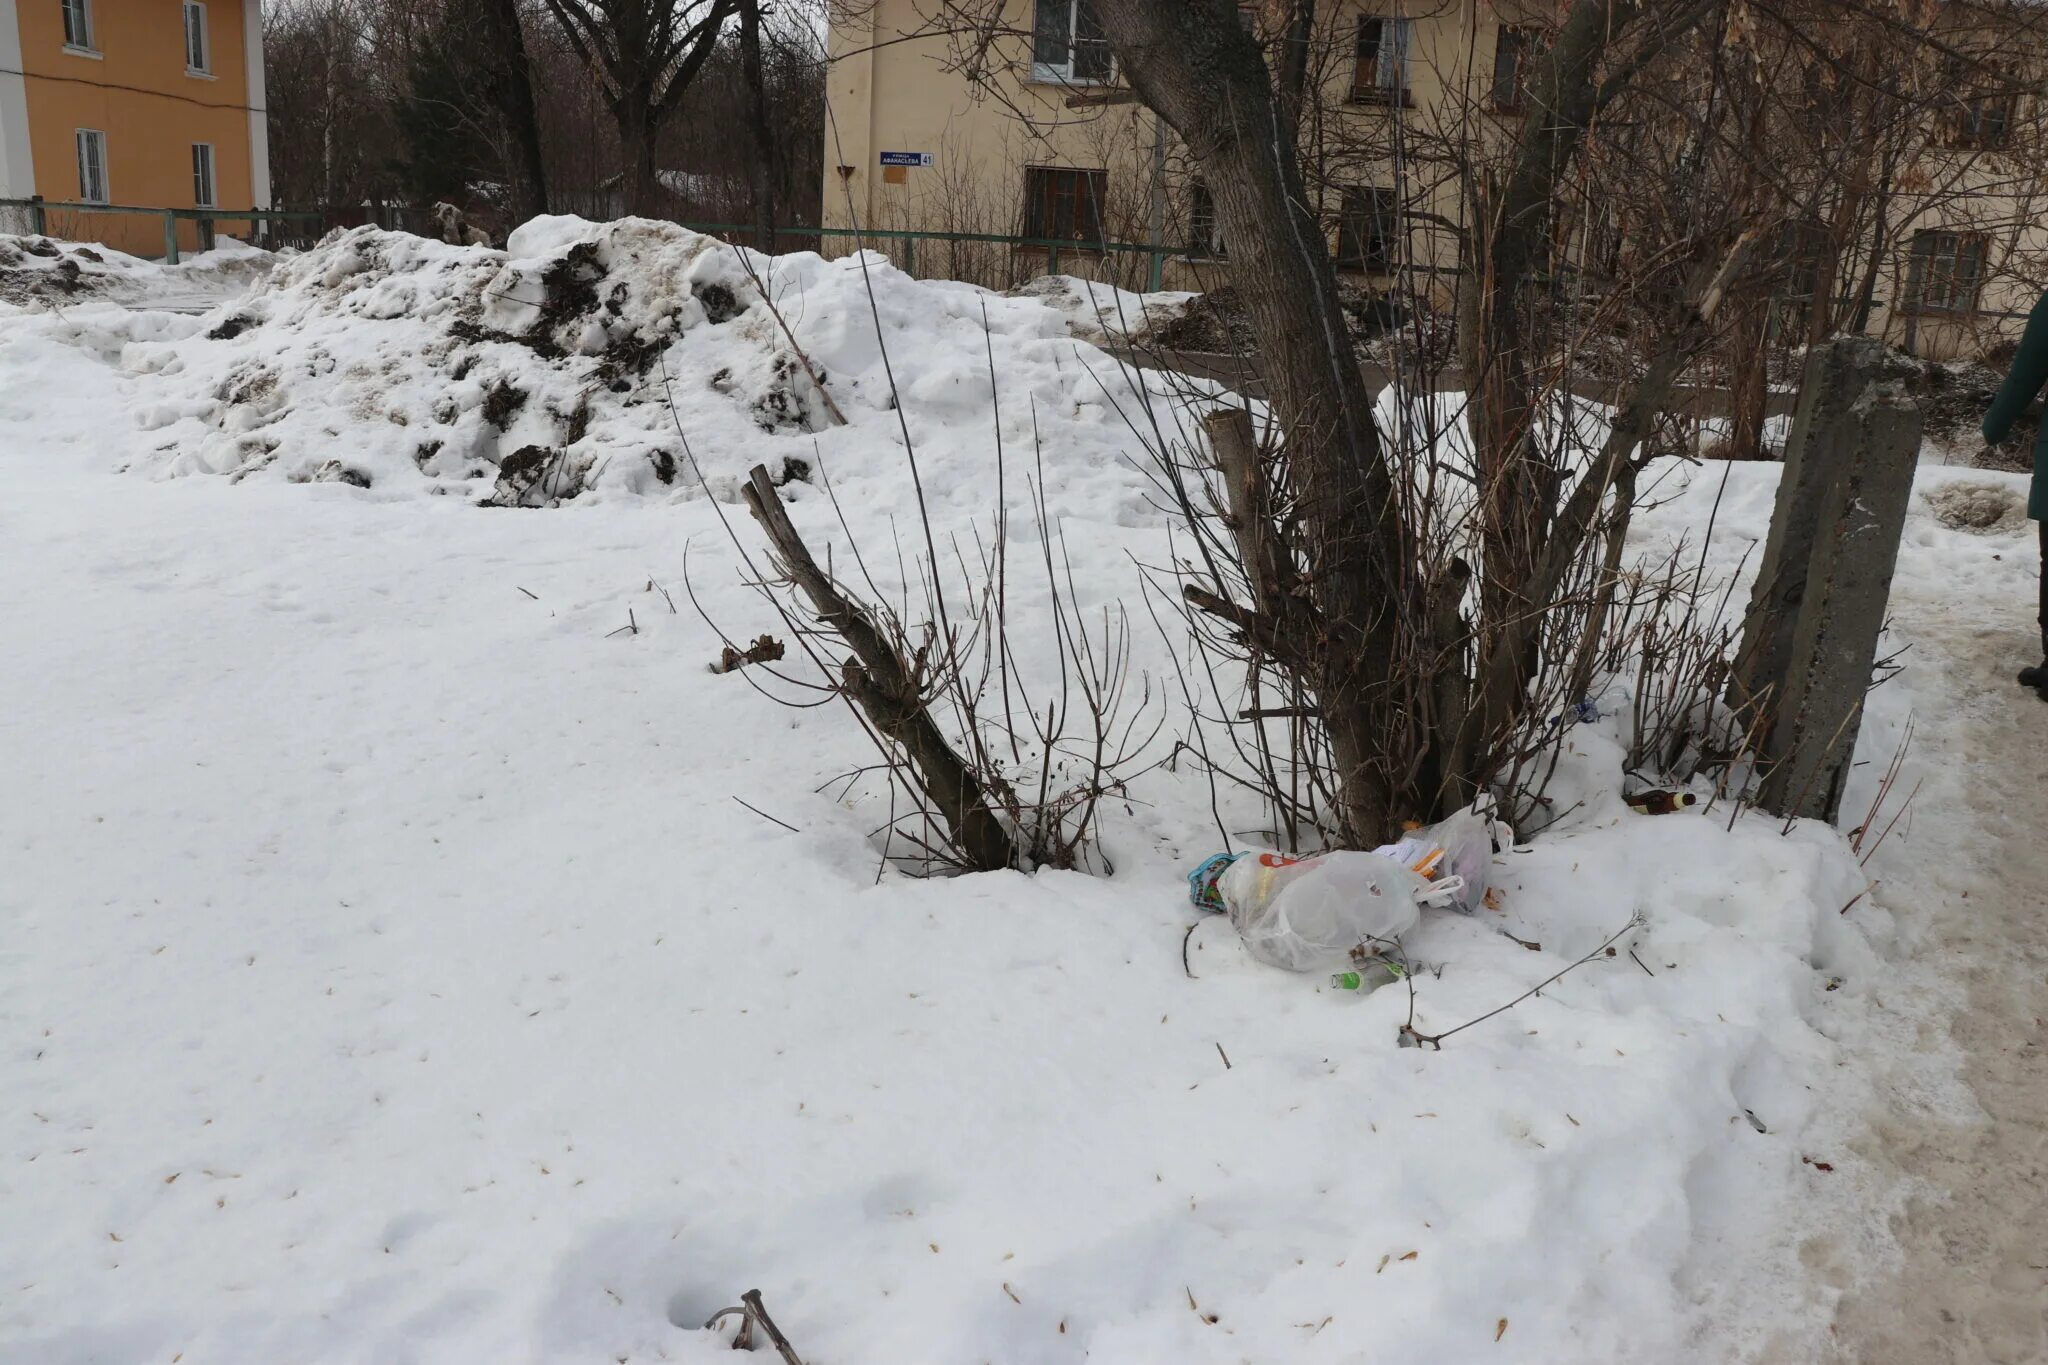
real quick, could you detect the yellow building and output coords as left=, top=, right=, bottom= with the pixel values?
left=823, top=0, right=1484, bottom=293
left=0, top=0, right=270, bottom=256
left=825, top=0, right=2047, bottom=360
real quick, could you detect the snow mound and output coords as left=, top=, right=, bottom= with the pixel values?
left=1011, top=273, right=1197, bottom=347
left=0, top=233, right=274, bottom=309
left=100, top=216, right=1190, bottom=517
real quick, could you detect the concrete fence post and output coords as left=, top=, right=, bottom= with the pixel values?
left=1738, top=336, right=1921, bottom=822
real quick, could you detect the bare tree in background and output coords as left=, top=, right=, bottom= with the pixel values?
left=739, top=0, right=780, bottom=249
left=478, top=0, right=552, bottom=223
left=541, top=0, right=739, bottom=215
left=266, top=0, right=397, bottom=210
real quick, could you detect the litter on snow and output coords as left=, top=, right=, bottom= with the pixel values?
left=1188, top=802, right=1508, bottom=972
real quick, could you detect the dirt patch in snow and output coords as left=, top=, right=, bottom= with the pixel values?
left=1924, top=481, right=2028, bottom=534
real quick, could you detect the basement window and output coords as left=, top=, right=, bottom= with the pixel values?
left=192, top=143, right=217, bottom=208
left=76, top=128, right=108, bottom=204
left=1022, top=166, right=1107, bottom=243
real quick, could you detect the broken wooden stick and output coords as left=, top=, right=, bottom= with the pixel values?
left=739, top=464, right=1017, bottom=871
left=704, top=1290, right=805, bottom=1364
left=708, top=633, right=787, bottom=674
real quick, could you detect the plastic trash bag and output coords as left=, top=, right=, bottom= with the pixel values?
left=1373, top=802, right=1504, bottom=915
left=1216, top=851, right=1446, bottom=973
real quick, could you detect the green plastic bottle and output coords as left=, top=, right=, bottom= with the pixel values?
left=1330, top=960, right=1406, bottom=993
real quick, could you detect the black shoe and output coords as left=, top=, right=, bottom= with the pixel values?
left=2023, top=661, right=2048, bottom=688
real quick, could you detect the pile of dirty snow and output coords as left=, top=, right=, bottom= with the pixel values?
left=1010, top=273, right=1196, bottom=347
left=0, top=233, right=274, bottom=310
left=97, top=216, right=1201, bottom=517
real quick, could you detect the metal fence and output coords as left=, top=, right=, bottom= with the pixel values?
left=0, top=197, right=323, bottom=263
left=673, top=221, right=1177, bottom=290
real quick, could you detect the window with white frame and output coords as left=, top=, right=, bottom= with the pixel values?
left=192, top=143, right=217, bottom=208
left=1351, top=17, right=1413, bottom=105
left=185, top=1, right=211, bottom=73
left=1907, top=230, right=1987, bottom=313
left=1031, top=0, right=1111, bottom=84
left=75, top=129, right=108, bottom=204
left=61, top=0, right=94, bottom=51
left=1491, top=25, right=1550, bottom=112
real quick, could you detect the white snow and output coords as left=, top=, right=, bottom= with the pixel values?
left=1010, top=273, right=1198, bottom=347
left=0, top=233, right=275, bottom=312
left=91, top=218, right=1190, bottom=520
left=0, top=217, right=2010, bottom=1363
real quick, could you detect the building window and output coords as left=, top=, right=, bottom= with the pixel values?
left=1491, top=25, right=1546, bottom=111
left=61, top=0, right=94, bottom=51
left=75, top=129, right=108, bottom=204
left=184, top=1, right=211, bottom=73
left=1945, top=85, right=2014, bottom=149
left=1022, top=166, right=1107, bottom=242
left=1032, top=0, right=1111, bottom=84
left=1907, top=230, right=1986, bottom=313
left=1336, top=187, right=1398, bottom=272
left=1186, top=180, right=1225, bottom=259
left=192, top=143, right=217, bottom=208
left=1351, top=17, right=1412, bottom=105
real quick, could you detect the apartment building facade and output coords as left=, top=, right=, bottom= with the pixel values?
left=824, top=0, right=2047, bottom=360
left=0, top=0, right=270, bottom=256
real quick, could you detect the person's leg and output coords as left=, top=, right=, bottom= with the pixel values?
left=2026, top=519, right=2048, bottom=689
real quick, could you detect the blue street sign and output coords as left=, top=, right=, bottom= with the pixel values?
left=878, top=152, right=933, bottom=167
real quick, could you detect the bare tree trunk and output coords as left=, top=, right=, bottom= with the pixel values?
left=621, top=86, right=659, bottom=216
left=1849, top=150, right=1897, bottom=336
left=740, top=0, right=778, bottom=251
left=1274, top=0, right=1316, bottom=131
left=1449, top=0, right=1723, bottom=790
left=1458, top=0, right=1664, bottom=661
left=1810, top=43, right=1876, bottom=345
left=479, top=0, right=551, bottom=226
left=1805, top=218, right=1845, bottom=348
left=1091, top=0, right=1407, bottom=841
left=1452, top=233, right=1758, bottom=785
left=321, top=48, right=337, bottom=206
left=1725, top=298, right=1770, bottom=460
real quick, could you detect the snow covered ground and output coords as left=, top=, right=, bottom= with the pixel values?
left=0, top=220, right=2025, bottom=1364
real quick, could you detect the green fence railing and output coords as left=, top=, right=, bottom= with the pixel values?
left=673, top=221, right=1175, bottom=290
left=0, top=197, right=323, bottom=264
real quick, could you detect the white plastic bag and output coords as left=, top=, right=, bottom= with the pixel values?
left=1372, top=801, right=1506, bottom=915
left=1218, top=851, right=1439, bottom=973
